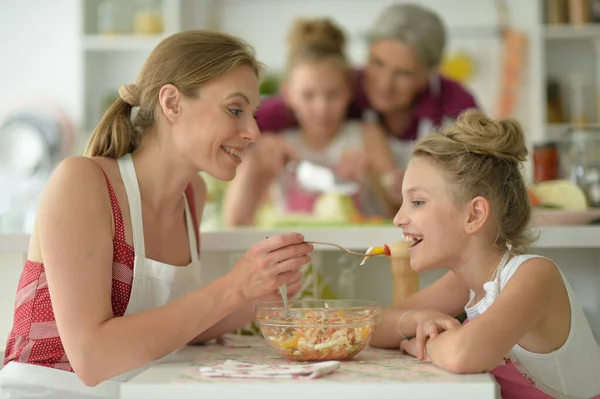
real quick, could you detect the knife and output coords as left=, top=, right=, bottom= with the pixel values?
left=286, top=160, right=360, bottom=195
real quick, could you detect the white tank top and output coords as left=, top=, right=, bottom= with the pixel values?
left=465, top=254, right=600, bottom=398
left=275, top=122, right=385, bottom=216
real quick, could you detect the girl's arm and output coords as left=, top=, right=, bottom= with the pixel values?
left=223, top=145, right=278, bottom=227
left=370, top=271, right=470, bottom=348
left=422, top=257, right=567, bottom=373
left=38, top=157, right=248, bottom=386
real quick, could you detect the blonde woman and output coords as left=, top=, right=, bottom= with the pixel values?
left=0, top=31, right=312, bottom=398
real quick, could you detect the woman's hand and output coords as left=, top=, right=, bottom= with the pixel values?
left=381, top=168, right=404, bottom=205
left=403, top=309, right=462, bottom=360
left=229, top=233, right=313, bottom=303
left=336, top=148, right=367, bottom=181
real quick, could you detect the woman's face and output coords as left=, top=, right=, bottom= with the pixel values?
left=364, top=40, right=431, bottom=114
left=168, top=65, right=261, bottom=182
left=283, top=60, right=351, bottom=141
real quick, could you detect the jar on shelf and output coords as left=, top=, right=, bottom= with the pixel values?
left=533, top=141, right=560, bottom=182
left=133, top=0, right=164, bottom=35
left=97, top=0, right=129, bottom=35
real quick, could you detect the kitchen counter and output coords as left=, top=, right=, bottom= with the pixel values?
left=121, top=338, right=497, bottom=399
left=1, top=226, right=599, bottom=350
left=1, top=225, right=600, bottom=255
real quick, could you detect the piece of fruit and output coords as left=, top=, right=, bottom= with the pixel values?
left=530, top=180, right=588, bottom=211
left=527, top=187, right=542, bottom=207
left=313, top=193, right=360, bottom=222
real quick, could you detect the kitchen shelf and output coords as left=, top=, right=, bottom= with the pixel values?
left=544, top=24, right=600, bottom=40
left=82, top=34, right=168, bottom=51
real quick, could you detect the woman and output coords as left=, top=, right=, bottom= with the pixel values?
left=0, top=30, right=312, bottom=398
left=253, top=3, right=478, bottom=198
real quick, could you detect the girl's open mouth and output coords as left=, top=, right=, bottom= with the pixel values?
left=404, top=234, right=424, bottom=248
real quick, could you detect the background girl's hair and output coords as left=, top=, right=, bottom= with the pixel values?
left=85, top=30, right=262, bottom=159
left=413, top=109, right=536, bottom=253
left=285, top=17, right=349, bottom=75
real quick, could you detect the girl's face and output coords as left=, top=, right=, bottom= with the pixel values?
left=393, top=156, right=471, bottom=271
left=283, top=60, right=351, bottom=141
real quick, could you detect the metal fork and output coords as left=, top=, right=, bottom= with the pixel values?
left=305, top=241, right=384, bottom=258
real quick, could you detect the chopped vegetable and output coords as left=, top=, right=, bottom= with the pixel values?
left=258, top=309, right=376, bottom=362
left=359, top=244, right=391, bottom=266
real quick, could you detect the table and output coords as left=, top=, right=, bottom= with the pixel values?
left=121, top=337, right=498, bottom=399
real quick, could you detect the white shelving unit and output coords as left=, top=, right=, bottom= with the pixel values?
left=79, top=0, right=219, bottom=135
left=542, top=12, right=600, bottom=140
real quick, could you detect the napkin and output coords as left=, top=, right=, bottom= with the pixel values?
left=198, top=360, right=341, bottom=379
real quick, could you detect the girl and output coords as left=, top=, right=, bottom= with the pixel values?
left=370, top=109, right=600, bottom=399
left=0, top=30, right=312, bottom=399
left=224, top=17, right=398, bottom=226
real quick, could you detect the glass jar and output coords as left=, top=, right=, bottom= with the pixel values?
left=133, top=0, right=164, bottom=35
left=533, top=142, right=560, bottom=182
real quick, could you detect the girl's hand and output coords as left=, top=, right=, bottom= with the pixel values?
left=399, top=337, right=419, bottom=358
left=336, top=148, right=367, bottom=181
left=408, top=310, right=462, bottom=360
left=229, top=233, right=312, bottom=302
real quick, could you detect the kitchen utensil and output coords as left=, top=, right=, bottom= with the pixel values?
left=255, top=299, right=381, bottom=362
left=278, top=284, right=288, bottom=308
left=557, top=127, right=600, bottom=207
left=305, top=241, right=386, bottom=258
left=287, top=160, right=360, bottom=195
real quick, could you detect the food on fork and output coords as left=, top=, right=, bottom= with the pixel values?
left=360, top=244, right=391, bottom=265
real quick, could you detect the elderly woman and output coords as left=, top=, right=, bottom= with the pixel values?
left=253, top=3, right=478, bottom=194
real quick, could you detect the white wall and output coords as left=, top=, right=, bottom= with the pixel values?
left=217, top=0, right=544, bottom=143
left=0, top=0, right=82, bottom=127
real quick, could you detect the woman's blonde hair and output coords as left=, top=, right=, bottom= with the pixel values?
left=413, top=109, right=536, bottom=254
left=285, top=18, right=350, bottom=77
left=85, top=30, right=262, bottom=158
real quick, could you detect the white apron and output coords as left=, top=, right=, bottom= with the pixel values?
left=0, top=153, right=203, bottom=398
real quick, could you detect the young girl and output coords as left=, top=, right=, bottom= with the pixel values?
left=370, top=109, right=600, bottom=399
left=224, top=18, right=398, bottom=226
left=0, top=31, right=312, bottom=399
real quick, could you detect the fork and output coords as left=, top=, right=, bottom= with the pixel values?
left=305, top=241, right=384, bottom=258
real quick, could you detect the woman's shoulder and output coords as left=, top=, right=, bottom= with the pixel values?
left=255, top=95, right=296, bottom=132
left=438, top=75, right=479, bottom=116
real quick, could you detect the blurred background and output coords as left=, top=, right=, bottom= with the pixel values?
left=1, top=0, right=600, bottom=233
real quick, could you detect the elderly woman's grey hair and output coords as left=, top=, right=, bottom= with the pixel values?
left=368, top=3, right=446, bottom=68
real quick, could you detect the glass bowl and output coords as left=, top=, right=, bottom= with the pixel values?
left=255, top=299, right=382, bottom=362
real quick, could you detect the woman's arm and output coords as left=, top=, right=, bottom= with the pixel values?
left=38, top=157, right=248, bottom=386
left=421, top=258, right=567, bottom=374
left=370, top=271, right=470, bottom=348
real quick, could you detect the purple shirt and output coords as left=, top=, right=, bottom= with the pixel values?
left=256, top=69, right=478, bottom=141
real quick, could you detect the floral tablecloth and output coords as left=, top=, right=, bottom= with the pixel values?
left=177, top=337, right=459, bottom=384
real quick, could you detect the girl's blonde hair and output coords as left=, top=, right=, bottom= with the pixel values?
left=413, top=109, right=536, bottom=254
left=285, top=18, right=350, bottom=77
left=85, top=30, right=262, bottom=158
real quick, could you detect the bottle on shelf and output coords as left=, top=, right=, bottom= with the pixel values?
left=133, top=0, right=164, bottom=35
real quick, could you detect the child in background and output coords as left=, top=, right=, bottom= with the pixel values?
left=369, top=109, right=600, bottom=399
left=224, top=17, right=397, bottom=227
